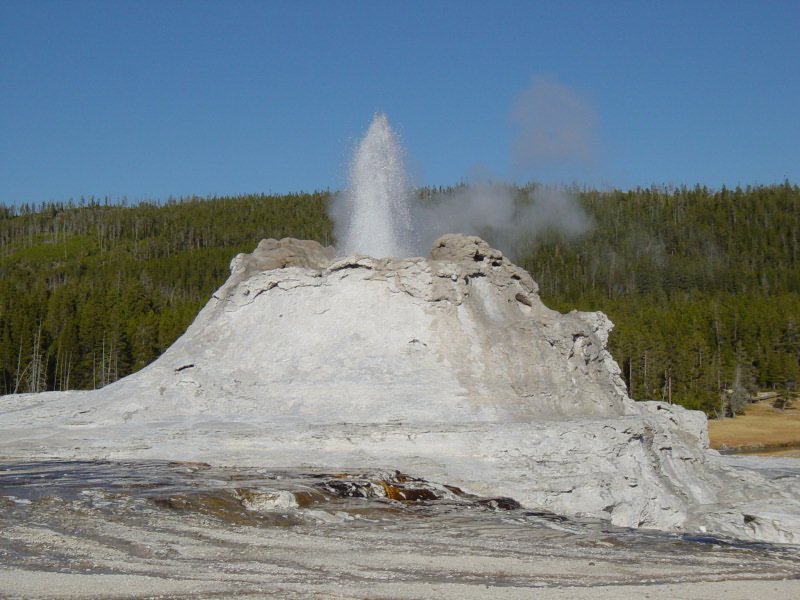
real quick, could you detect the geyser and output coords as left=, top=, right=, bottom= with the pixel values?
left=330, top=113, right=594, bottom=262
left=336, top=113, right=416, bottom=257
left=2, top=235, right=800, bottom=543
left=2, top=113, right=800, bottom=545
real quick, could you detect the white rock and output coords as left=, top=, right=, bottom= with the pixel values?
left=1, top=234, right=799, bottom=543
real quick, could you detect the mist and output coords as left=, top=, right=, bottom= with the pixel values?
left=412, top=75, right=599, bottom=259
left=411, top=181, right=592, bottom=260
left=511, top=75, right=598, bottom=171
left=329, top=76, right=598, bottom=260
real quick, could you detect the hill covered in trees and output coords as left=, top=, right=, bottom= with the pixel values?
left=516, top=183, right=799, bottom=415
left=0, top=193, right=332, bottom=393
left=1, top=183, right=798, bottom=416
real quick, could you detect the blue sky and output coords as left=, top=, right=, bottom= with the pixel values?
left=1, top=0, right=798, bottom=206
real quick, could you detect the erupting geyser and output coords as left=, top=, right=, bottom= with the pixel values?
left=2, top=113, right=800, bottom=546
left=336, top=113, right=416, bottom=257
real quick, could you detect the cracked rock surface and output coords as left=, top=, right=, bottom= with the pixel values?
left=1, top=234, right=799, bottom=543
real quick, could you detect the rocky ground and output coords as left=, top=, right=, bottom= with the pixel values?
left=1, top=461, right=799, bottom=599
left=2, top=236, right=800, bottom=597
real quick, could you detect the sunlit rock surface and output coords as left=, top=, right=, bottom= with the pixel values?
left=1, top=235, right=799, bottom=543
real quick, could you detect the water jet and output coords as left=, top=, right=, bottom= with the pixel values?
left=335, top=113, right=416, bottom=257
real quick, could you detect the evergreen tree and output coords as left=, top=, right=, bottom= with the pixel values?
left=1, top=185, right=798, bottom=419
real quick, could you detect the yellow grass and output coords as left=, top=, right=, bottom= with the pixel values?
left=708, top=399, right=800, bottom=456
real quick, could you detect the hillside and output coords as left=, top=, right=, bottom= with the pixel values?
left=0, top=193, right=332, bottom=392
left=1, top=183, right=798, bottom=416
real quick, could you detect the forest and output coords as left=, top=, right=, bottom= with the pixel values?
left=1, top=183, right=798, bottom=417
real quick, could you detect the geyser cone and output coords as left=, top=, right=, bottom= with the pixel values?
left=339, top=113, right=415, bottom=257
left=2, top=235, right=800, bottom=544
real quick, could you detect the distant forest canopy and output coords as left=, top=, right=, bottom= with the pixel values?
left=1, top=183, right=798, bottom=417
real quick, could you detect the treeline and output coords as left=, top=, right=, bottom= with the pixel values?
left=1, top=184, right=798, bottom=417
left=517, top=182, right=800, bottom=415
left=0, top=193, right=331, bottom=392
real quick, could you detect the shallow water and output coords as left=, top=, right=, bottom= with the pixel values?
left=1, top=460, right=799, bottom=598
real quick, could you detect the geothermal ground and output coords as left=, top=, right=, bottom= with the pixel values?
left=3, top=235, right=800, bottom=541
left=1, top=460, right=799, bottom=600
left=1, top=235, right=800, bottom=598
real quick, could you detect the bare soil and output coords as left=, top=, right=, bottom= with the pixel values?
left=708, top=398, right=800, bottom=456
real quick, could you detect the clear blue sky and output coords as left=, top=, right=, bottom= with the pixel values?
left=2, top=0, right=798, bottom=206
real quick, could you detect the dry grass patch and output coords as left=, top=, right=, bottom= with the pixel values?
left=708, top=399, right=800, bottom=454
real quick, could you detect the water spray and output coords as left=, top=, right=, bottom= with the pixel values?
left=335, top=113, right=416, bottom=257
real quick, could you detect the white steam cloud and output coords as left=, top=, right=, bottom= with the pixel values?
left=511, top=75, right=598, bottom=170
left=412, top=181, right=591, bottom=260
left=330, top=77, right=597, bottom=260
left=410, top=75, right=597, bottom=258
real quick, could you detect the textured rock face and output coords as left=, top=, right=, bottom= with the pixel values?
left=146, top=233, right=630, bottom=423
left=1, top=235, right=799, bottom=543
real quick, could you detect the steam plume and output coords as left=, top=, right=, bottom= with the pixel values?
left=330, top=94, right=595, bottom=260
left=511, top=75, right=598, bottom=170
left=329, top=113, right=416, bottom=258
left=413, top=180, right=591, bottom=260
